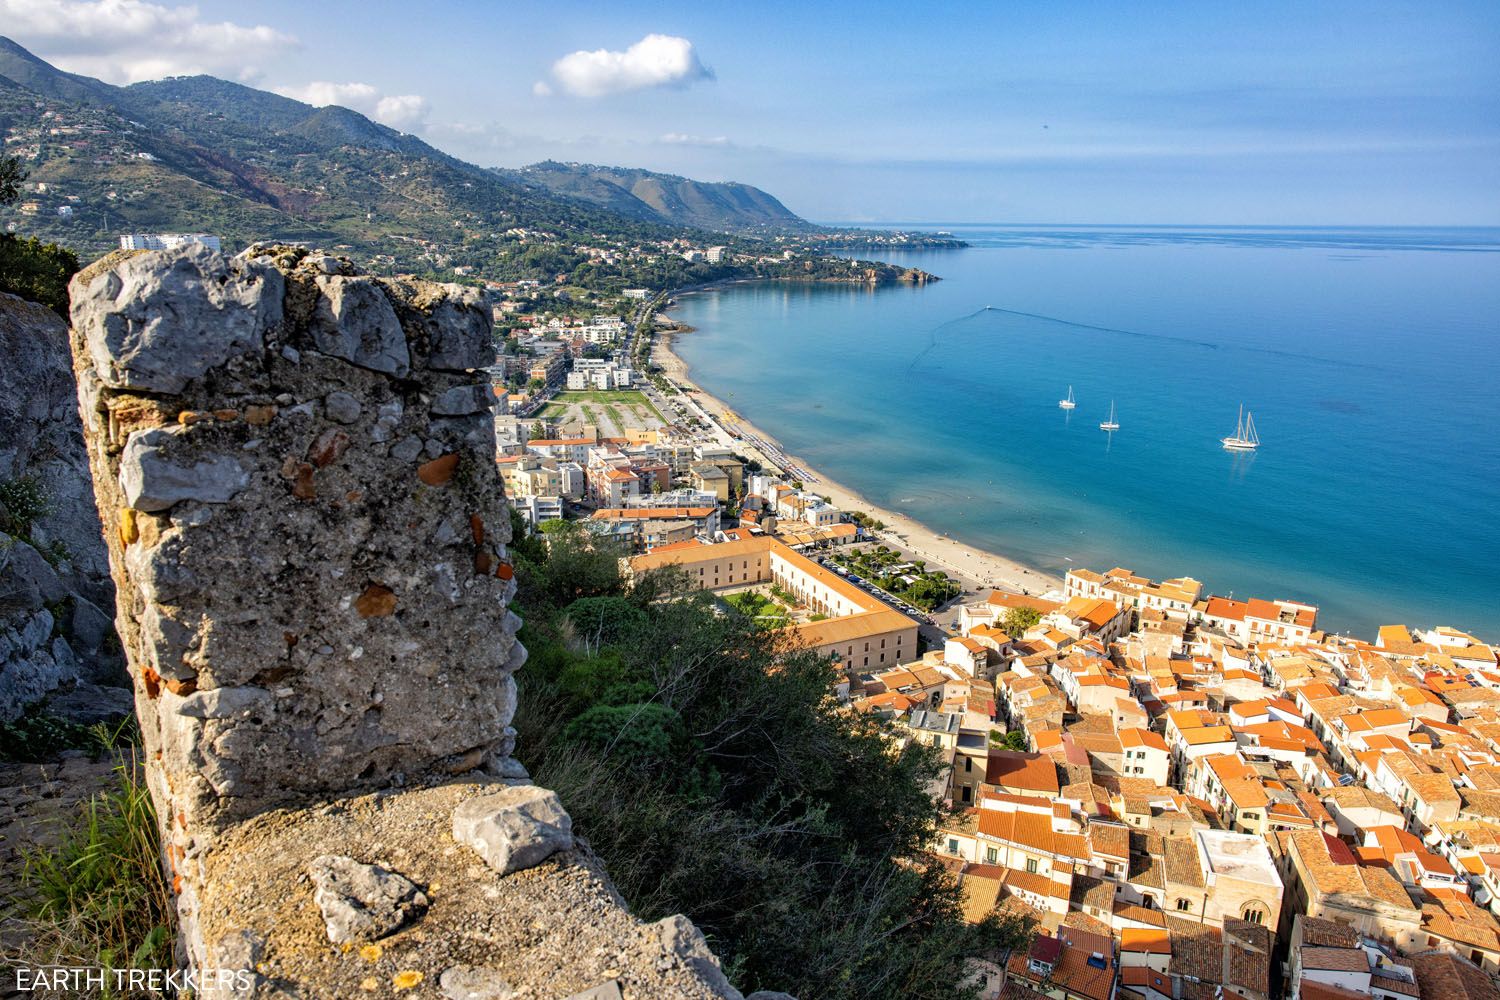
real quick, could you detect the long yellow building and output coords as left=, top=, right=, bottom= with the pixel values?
left=629, top=536, right=919, bottom=670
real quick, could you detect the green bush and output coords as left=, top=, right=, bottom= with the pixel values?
left=511, top=523, right=1033, bottom=999
left=0, top=234, right=79, bottom=317
left=0, top=474, right=52, bottom=538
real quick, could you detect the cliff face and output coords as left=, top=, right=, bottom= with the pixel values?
left=67, top=246, right=760, bottom=999
left=0, top=290, right=124, bottom=721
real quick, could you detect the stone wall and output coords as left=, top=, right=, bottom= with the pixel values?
left=0, top=290, right=125, bottom=722
left=68, top=246, right=765, bottom=999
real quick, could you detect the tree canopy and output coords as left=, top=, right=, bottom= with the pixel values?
left=509, top=521, right=1032, bottom=998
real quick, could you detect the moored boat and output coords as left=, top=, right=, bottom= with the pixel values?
left=1099, top=400, right=1119, bottom=431
left=1222, top=405, right=1260, bottom=451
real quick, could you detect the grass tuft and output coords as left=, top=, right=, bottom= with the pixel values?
left=7, top=754, right=176, bottom=997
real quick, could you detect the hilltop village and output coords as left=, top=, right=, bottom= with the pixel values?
left=480, top=277, right=1500, bottom=1000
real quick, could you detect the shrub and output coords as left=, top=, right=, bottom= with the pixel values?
left=514, top=533, right=1033, bottom=999
left=0, top=474, right=52, bottom=538
left=0, top=234, right=79, bottom=317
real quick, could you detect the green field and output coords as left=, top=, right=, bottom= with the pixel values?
left=541, top=390, right=665, bottom=423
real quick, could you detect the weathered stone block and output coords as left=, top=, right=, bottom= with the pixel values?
left=452, top=785, right=574, bottom=875
left=70, top=243, right=283, bottom=394
left=118, top=427, right=250, bottom=512
left=439, top=965, right=514, bottom=1000
left=311, top=274, right=410, bottom=376
left=307, top=854, right=428, bottom=944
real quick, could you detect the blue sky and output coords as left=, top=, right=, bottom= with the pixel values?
left=8, top=0, right=1498, bottom=223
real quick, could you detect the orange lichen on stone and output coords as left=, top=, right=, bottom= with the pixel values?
left=244, top=404, right=277, bottom=426
left=119, top=507, right=139, bottom=546
left=213, top=409, right=239, bottom=422
left=306, top=429, right=351, bottom=469
left=290, top=463, right=316, bottom=501
left=141, top=665, right=162, bottom=699
left=469, top=514, right=484, bottom=545
left=177, top=410, right=210, bottom=425
left=164, top=676, right=197, bottom=697
left=474, top=550, right=494, bottom=576
left=496, top=562, right=514, bottom=581
left=417, top=453, right=459, bottom=486
left=355, top=584, right=397, bottom=618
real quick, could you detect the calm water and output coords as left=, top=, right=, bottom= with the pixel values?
left=668, top=226, right=1500, bottom=640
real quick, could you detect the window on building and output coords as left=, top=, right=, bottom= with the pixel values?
left=1241, top=904, right=1266, bottom=925
left=1025, top=859, right=1039, bottom=874
left=985, top=847, right=998, bottom=864
left=948, top=838, right=959, bottom=854
left=1176, top=898, right=1192, bottom=911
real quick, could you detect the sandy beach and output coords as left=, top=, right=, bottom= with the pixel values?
left=652, top=318, right=1063, bottom=603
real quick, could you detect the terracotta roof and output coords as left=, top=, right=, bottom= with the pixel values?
left=976, top=809, right=1090, bottom=861
left=1300, top=945, right=1370, bottom=973
left=1299, top=916, right=1358, bottom=949
left=1120, top=927, right=1171, bottom=954
left=1223, top=918, right=1273, bottom=995
left=1119, top=727, right=1169, bottom=752
left=1300, top=983, right=1375, bottom=1000
left=1409, top=951, right=1500, bottom=1000
left=984, top=751, right=1061, bottom=795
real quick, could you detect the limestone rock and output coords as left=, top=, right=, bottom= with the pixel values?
left=439, top=965, right=514, bottom=1000
left=431, top=384, right=491, bottom=416
left=118, top=427, right=250, bottom=512
left=564, top=983, right=623, bottom=1000
left=70, top=243, right=283, bottom=394
left=41, top=681, right=134, bottom=725
left=307, top=854, right=428, bottom=944
left=421, top=288, right=495, bottom=372
left=0, top=534, right=67, bottom=612
left=657, top=915, right=742, bottom=1000
left=452, top=785, right=573, bottom=875
left=311, top=274, right=410, bottom=376
left=323, top=391, right=362, bottom=425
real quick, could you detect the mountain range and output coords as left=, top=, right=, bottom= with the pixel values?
left=0, top=37, right=915, bottom=279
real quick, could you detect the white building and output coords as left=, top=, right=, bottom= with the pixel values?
left=623, top=288, right=650, bottom=300
left=706, top=246, right=728, bottom=263
left=557, top=462, right=585, bottom=500
left=119, top=233, right=222, bottom=252
left=567, top=358, right=635, bottom=391
left=512, top=494, right=563, bottom=527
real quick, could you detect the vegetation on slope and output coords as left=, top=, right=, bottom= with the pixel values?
left=0, top=155, right=77, bottom=314
left=508, top=518, right=1031, bottom=999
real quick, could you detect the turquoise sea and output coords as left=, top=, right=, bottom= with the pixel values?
left=668, top=226, right=1500, bottom=641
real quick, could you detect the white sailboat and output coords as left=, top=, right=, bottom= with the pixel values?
left=1099, top=400, right=1119, bottom=432
left=1058, top=385, right=1076, bottom=410
left=1222, top=405, right=1260, bottom=451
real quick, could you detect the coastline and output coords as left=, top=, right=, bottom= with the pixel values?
left=653, top=300, right=1063, bottom=602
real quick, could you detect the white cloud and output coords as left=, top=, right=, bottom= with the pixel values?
left=374, top=94, right=430, bottom=131
left=538, top=34, right=713, bottom=98
left=275, top=81, right=430, bottom=132
left=1, top=0, right=297, bottom=83
left=659, top=132, right=730, bottom=147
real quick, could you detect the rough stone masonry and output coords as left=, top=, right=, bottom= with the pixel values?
left=70, top=243, right=523, bottom=833
left=68, top=246, right=761, bottom=998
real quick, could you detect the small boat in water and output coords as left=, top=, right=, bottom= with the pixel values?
left=1059, top=385, right=1076, bottom=410
left=1099, top=400, right=1119, bottom=432
left=1222, top=405, right=1260, bottom=451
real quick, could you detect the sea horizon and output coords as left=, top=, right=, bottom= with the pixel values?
left=668, top=223, right=1500, bottom=641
